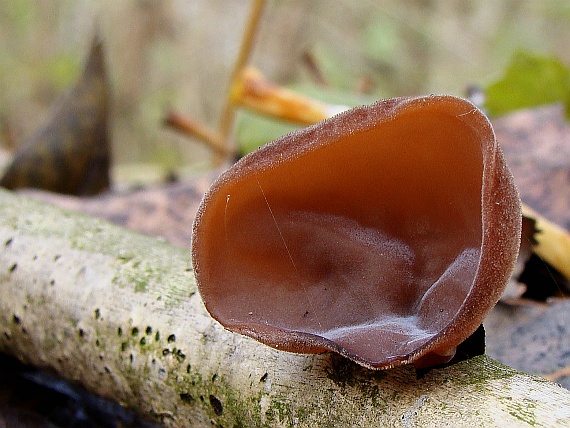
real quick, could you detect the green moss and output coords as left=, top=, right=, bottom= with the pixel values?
left=503, top=398, right=537, bottom=426
left=0, top=192, right=195, bottom=295
left=446, top=356, right=518, bottom=389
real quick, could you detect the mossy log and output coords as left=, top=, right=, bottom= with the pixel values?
left=0, top=189, right=569, bottom=427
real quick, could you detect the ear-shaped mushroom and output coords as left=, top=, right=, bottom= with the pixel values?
left=192, top=95, right=521, bottom=369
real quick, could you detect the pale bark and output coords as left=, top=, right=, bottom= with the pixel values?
left=0, top=189, right=569, bottom=427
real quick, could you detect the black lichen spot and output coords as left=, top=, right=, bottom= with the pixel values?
left=78, top=328, right=85, bottom=338
left=121, top=341, right=128, bottom=352
left=209, top=395, right=223, bottom=416
left=9, top=263, right=17, bottom=273
left=131, top=327, right=139, bottom=336
left=104, top=366, right=110, bottom=374
left=94, top=309, right=101, bottom=320
left=186, top=364, right=191, bottom=373
left=117, top=327, right=123, bottom=336
left=50, top=279, right=55, bottom=286
left=212, top=373, right=218, bottom=382
left=12, top=315, right=20, bottom=324
left=140, top=337, right=146, bottom=346
left=130, top=354, right=134, bottom=363
left=145, top=326, right=152, bottom=335
left=155, top=331, right=160, bottom=341
left=95, top=339, right=101, bottom=347
left=167, top=334, right=176, bottom=343
left=175, top=349, right=186, bottom=362
left=54, top=254, right=61, bottom=262
left=162, top=348, right=170, bottom=356
left=180, top=393, right=194, bottom=403
left=5, top=238, right=13, bottom=247
left=260, top=373, right=268, bottom=382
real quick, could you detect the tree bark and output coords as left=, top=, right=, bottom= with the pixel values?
left=0, top=189, right=569, bottom=427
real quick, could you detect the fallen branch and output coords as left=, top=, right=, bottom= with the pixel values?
left=0, top=189, right=569, bottom=427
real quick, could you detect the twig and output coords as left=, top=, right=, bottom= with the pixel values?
left=522, top=205, right=570, bottom=281
left=217, top=0, right=267, bottom=162
left=164, top=110, right=232, bottom=158
left=231, top=67, right=346, bottom=125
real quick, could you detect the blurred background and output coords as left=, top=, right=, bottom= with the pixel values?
left=0, top=0, right=569, bottom=186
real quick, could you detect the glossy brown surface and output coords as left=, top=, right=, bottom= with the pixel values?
left=193, top=95, right=521, bottom=369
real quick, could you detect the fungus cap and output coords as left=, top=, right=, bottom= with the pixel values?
left=192, top=95, right=522, bottom=369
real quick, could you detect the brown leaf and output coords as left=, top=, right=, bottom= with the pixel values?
left=0, top=38, right=110, bottom=196
left=493, top=103, right=570, bottom=229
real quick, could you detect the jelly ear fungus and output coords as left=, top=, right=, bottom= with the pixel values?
left=192, top=95, right=522, bottom=370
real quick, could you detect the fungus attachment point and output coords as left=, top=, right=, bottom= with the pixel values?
left=192, top=95, right=521, bottom=369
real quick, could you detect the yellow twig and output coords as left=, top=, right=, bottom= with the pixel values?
left=231, top=67, right=346, bottom=125
left=522, top=205, right=570, bottom=280
left=217, top=0, right=267, bottom=162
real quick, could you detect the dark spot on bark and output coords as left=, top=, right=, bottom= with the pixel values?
left=155, top=331, right=160, bottom=341
left=209, top=395, right=223, bottom=416
left=260, top=373, right=268, bottom=382
left=95, top=339, right=100, bottom=347
left=140, top=337, right=146, bottom=345
left=12, top=315, right=20, bottom=324
left=94, top=308, right=101, bottom=320
left=212, top=374, right=218, bottom=382
left=5, top=238, right=13, bottom=247
left=121, top=342, right=128, bottom=352
left=78, top=328, right=85, bottom=338
left=54, top=254, right=61, bottom=261
left=176, top=349, right=186, bottom=362
left=9, top=263, right=17, bottom=273
left=117, top=327, right=123, bottom=336
left=104, top=366, right=110, bottom=374
left=167, top=334, right=176, bottom=343
left=162, top=349, right=170, bottom=356
left=180, top=393, right=194, bottom=403
left=186, top=364, right=191, bottom=373
left=131, top=327, right=139, bottom=336
left=145, top=326, right=152, bottom=335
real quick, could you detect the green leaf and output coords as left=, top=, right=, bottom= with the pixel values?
left=484, top=51, right=570, bottom=117
left=235, top=110, right=300, bottom=156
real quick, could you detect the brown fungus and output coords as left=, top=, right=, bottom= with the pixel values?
left=192, top=95, right=521, bottom=369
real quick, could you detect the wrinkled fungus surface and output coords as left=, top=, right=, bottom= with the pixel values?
left=192, top=95, right=522, bottom=369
